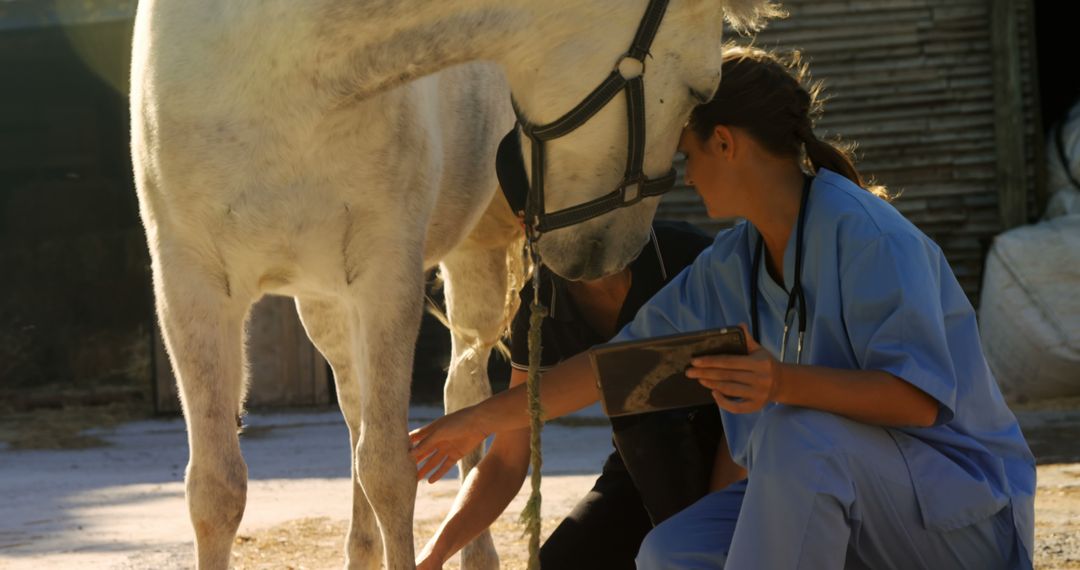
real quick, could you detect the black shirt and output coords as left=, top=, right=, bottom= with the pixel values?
left=510, top=220, right=713, bottom=371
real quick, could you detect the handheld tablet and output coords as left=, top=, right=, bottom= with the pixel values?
left=588, top=327, right=748, bottom=417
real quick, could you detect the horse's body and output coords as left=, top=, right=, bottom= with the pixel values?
left=131, top=0, right=772, bottom=567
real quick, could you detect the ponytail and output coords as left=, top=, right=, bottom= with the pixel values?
left=800, top=127, right=892, bottom=200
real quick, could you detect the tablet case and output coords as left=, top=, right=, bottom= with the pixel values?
left=588, top=327, right=747, bottom=417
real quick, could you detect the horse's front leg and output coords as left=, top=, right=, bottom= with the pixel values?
left=437, top=243, right=520, bottom=570
left=348, top=243, right=425, bottom=569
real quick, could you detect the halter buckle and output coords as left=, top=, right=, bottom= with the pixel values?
left=619, top=175, right=646, bottom=205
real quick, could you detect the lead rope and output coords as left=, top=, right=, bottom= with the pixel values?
left=511, top=7, right=671, bottom=563
left=519, top=237, right=547, bottom=570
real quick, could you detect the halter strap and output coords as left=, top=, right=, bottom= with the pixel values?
left=510, top=0, right=677, bottom=239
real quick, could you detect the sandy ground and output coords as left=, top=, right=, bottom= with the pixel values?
left=0, top=403, right=1078, bottom=569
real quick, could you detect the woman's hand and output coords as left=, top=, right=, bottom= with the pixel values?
left=410, top=407, right=490, bottom=483
left=686, top=324, right=786, bottom=414
left=415, top=540, right=448, bottom=570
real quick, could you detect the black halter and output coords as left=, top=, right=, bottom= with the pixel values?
left=496, top=0, right=677, bottom=241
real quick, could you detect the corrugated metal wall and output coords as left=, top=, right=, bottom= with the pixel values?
left=657, top=0, right=1040, bottom=303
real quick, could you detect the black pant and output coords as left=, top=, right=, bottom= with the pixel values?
left=539, top=405, right=722, bottom=569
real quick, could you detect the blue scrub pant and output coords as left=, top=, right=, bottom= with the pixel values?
left=636, top=407, right=1024, bottom=569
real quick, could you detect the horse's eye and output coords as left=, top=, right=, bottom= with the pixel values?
left=688, top=87, right=710, bottom=104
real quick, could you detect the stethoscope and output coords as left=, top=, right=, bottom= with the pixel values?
left=749, top=175, right=813, bottom=364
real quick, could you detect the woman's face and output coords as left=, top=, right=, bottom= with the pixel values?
left=677, top=125, right=741, bottom=219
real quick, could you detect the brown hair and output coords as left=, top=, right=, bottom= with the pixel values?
left=688, top=44, right=890, bottom=200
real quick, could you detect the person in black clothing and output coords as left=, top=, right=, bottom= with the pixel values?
left=415, top=220, right=722, bottom=570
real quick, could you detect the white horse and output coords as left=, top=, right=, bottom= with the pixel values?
left=130, top=0, right=773, bottom=568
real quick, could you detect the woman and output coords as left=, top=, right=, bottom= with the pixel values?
left=415, top=223, right=723, bottom=567
left=411, top=45, right=1035, bottom=569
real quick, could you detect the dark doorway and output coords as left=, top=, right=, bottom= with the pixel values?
left=1033, top=3, right=1079, bottom=133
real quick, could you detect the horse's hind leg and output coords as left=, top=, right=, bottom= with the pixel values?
left=154, top=251, right=251, bottom=570
left=439, top=243, right=517, bottom=570
left=295, top=297, right=382, bottom=570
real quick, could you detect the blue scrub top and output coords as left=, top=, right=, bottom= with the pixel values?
left=612, top=168, right=1035, bottom=552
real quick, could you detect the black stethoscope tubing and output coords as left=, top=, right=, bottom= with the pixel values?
left=749, top=176, right=813, bottom=364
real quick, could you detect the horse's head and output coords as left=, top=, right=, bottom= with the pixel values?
left=500, top=0, right=777, bottom=281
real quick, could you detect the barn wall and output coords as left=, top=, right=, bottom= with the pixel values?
left=0, top=20, right=153, bottom=407
left=3, top=0, right=1042, bottom=410
left=0, top=14, right=343, bottom=413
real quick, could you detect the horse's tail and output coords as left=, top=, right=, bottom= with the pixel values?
left=425, top=235, right=527, bottom=361
left=499, top=235, right=529, bottom=358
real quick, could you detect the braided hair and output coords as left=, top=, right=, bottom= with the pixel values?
left=688, top=44, right=890, bottom=200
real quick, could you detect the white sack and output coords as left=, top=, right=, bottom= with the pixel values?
left=979, top=214, right=1080, bottom=402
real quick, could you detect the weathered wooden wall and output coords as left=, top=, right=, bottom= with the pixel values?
left=658, top=0, right=1042, bottom=303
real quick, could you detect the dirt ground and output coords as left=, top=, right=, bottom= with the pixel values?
left=225, top=465, right=1080, bottom=570
left=1015, top=398, right=1080, bottom=570
left=1, top=401, right=1078, bottom=569
left=227, top=512, right=568, bottom=570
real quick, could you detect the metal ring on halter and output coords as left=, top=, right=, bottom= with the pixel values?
left=617, top=54, right=645, bottom=80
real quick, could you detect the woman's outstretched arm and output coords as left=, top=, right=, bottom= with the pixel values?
left=410, top=352, right=599, bottom=486
left=416, top=370, right=532, bottom=569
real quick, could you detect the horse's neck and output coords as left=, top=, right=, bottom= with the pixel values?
left=319, top=0, right=636, bottom=101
